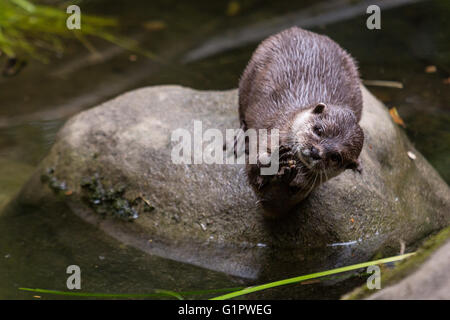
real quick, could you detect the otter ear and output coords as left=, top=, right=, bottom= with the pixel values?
left=346, top=159, right=362, bottom=174
left=312, top=103, right=326, bottom=114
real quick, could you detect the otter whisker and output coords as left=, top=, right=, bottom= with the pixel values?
left=301, top=172, right=312, bottom=192
left=319, top=171, right=323, bottom=188
left=297, top=152, right=312, bottom=170
left=324, top=170, right=329, bottom=182
left=305, top=172, right=318, bottom=196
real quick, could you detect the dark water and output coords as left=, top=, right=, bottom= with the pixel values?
left=0, top=0, right=448, bottom=299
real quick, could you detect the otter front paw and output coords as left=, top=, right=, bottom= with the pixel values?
left=277, top=164, right=298, bottom=183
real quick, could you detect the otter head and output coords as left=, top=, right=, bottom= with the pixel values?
left=288, top=102, right=364, bottom=176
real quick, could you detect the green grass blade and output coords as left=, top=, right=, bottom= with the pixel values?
left=10, top=0, right=35, bottom=12
left=19, top=288, right=178, bottom=299
left=210, top=253, right=415, bottom=300
left=154, top=289, right=184, bottom=300
left=19, top=254, right=414, bottom=300
left=19, top=286, right=244, bottom=299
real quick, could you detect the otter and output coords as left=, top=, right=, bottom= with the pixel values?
left=238, top=27, right=364, bottom=218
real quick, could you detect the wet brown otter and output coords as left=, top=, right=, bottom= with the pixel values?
left=239, top=27, right=364, bottom=218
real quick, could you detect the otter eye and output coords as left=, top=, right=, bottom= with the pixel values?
left=330, top=153, right=340, bottom=163
left=313, top=125, right=323, bottom=136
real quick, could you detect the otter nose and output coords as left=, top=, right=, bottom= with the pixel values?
left=310, top=146, right=321, bottom=160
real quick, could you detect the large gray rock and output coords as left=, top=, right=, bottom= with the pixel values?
left=17, top=85, right=450, bottom=280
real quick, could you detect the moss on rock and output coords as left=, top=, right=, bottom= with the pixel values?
left=80, top=173, right=138, bottom=221
left=343, top=226, right=450, bottom=299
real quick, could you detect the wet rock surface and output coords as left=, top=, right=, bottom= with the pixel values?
left=15, top=85, right=450, bottom=281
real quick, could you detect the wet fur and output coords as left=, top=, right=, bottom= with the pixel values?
left=239, top=27, right=364, bottom=218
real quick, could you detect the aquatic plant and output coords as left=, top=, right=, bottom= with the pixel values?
left=0, top=0, right=141, bottom=62
left=210, top=253, right=415, bottom=300
left=18, top=253, right=414, bottom=300
left=19, top=287, right=244, bottom=300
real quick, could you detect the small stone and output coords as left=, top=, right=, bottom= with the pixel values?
left=407, top=151, right=416, bottom=160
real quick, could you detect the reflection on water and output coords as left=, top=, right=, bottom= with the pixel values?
left=0, top=200, right=243, bottom=299
left=0, top=199, right=370, bottom=299
left=0, top=0, right=448, bottom=299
